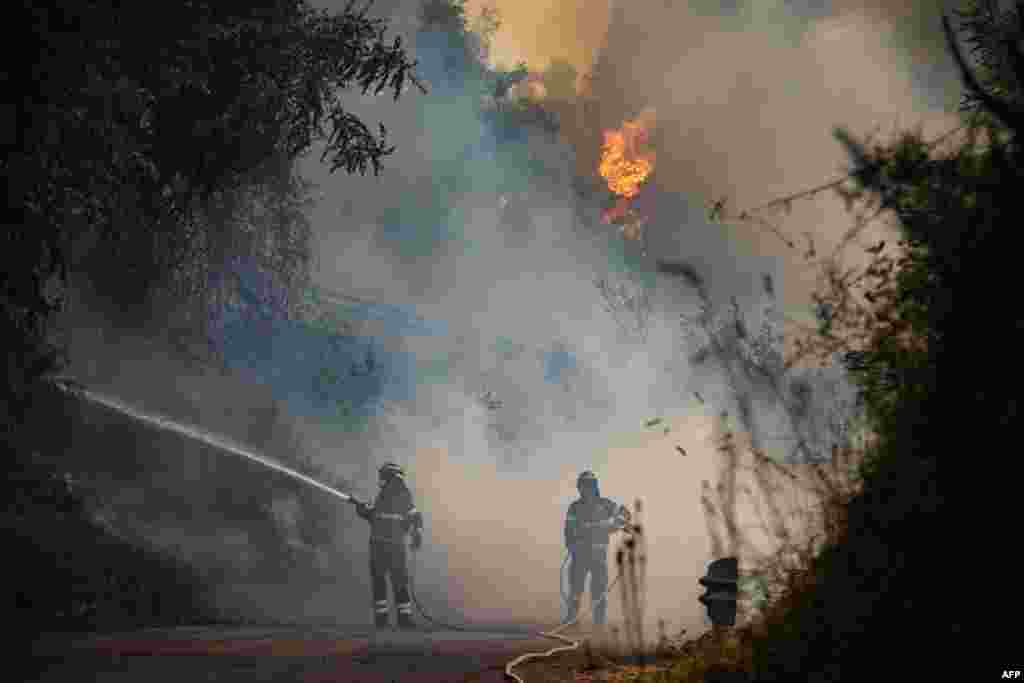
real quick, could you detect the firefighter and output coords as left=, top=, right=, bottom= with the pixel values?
left=354, top=463, right=424, bottom=629
left=564, top=470, right=631, bottom=629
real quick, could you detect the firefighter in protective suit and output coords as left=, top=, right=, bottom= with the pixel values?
left=354, top=463, right=423, bottom=629
left=564, top=471, right=631, bottom=628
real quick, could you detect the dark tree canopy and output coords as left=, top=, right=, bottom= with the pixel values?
left=943, top=0, right=1024, bottom=143
left=739, top=3, right=1023, bottom=677
left=3, top=0, right=423, bottom=424
left=2, top=0, right=425, bottom=641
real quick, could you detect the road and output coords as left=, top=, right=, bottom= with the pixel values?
left=25, top=625, right=575, bottom=683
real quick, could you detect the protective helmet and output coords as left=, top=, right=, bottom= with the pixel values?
left=379, top=463, right=406, bottom=482
left=577, top=470, right=599, bottom=497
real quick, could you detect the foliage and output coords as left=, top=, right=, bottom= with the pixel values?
left=519, top=3, right=1024, bottom=681
left=158, top=153, right=318, bottom=365
left=3, top=0, right=421, bottom=639
left=662, top=260, right=861, bottom=465
left=706, top=2, right=1020, bottom=678
left=945, top=0, right=1024, bottom=141
left=418, top=0, right=489, bottom=91
left=4, top=0, right=421, bottom=422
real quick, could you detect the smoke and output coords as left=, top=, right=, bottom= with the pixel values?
left=284, top=0, right=872, bottom=635
left=462, top=0, right=967, bottom=325
left=49, top=0, right=938, bottom=637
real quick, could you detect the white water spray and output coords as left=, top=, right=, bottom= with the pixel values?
left=52, top=378, right=355, bottom=504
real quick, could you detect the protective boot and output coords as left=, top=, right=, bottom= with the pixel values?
left=374, top=602, right=389, bottom=630
left=396, top=599, right=416, bottom=630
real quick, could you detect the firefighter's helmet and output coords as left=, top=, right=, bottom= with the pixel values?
left=379, top=463, right=405, bottom=482
left=577, top=470, right=599, bottom=497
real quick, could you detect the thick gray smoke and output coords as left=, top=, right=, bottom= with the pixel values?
left=52, top=0, right=954, bottom=638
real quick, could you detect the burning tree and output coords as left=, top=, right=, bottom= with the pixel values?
left=592, top=109, right=659, bottom=342
left=599, top=114, right=656, bottom=198
left=598, top=108, right=658, bottom=245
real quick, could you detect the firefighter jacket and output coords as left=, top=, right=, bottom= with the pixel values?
left=565, top=497, right=630, bottom=549
left=357, top=478, right=423, bottom=544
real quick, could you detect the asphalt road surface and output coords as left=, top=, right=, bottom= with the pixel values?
left=25, top=625, right=574, bottom=683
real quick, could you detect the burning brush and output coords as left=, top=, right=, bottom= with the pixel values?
left=598, top=108, right=657, bottom=241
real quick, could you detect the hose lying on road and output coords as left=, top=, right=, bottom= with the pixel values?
left=503, top=552, right=624, bottom=683
left=407, top=532, right=630, bottom=683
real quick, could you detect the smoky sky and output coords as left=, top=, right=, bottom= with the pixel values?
left=290, top=0, right=888, bottom=632
left=463, top=0, right=967, bottom=322
left=52, top=0, right=963, bottom=637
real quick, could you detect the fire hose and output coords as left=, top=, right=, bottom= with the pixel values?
left=405, top=524, right=635, bottom=683
left=501, top=547, right=626, bottom=683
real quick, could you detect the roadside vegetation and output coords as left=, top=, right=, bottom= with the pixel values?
left=5, top=0, right=420, bottom=648
left=520, top=1, right=1016, bottom=679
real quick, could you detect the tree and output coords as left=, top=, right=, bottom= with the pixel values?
left=3, top=0, right=423, bottom=427
left=718, top=3, right=1023, bottom=675
left=655, top=258, right=865, bottom=595
left=810, top=0, right=1023, bottom=475
left=943, top=0, right=1024, bottom=147
left=2, top=0, right=423, bottom=640
left=417, top=0, right=492, bottom=92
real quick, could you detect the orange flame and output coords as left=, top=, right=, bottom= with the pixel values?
left=598, top=109, right=656, bottom=200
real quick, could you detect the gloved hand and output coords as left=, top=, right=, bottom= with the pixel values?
left=410, top=529, right=423, bottom=551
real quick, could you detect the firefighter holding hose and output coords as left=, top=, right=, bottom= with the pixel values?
left=353, top=463, right=423, bottom=630
left=564, top=470, right=631, bottom=630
